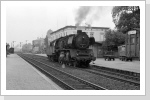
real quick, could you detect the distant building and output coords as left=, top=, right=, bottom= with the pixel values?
left=32, top=38, right=45, bottom=54
left=22, top=43, right=32, bottom=53
left=48, top=26, right=110, bottom=58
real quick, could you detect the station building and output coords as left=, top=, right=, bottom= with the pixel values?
left=47, top=26, right=110, bottom=58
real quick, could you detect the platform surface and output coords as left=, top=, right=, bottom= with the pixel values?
left=91, top=58, right=140, bottom=73
left=6, top=54, right=62, bottom=90
left=36, top=54, right=140, bottom=73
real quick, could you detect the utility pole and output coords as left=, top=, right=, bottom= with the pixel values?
left=57, top=18, right=58, bottom=29
left=65, top=16, right=67, bottom=26
left=26, top=40, right=27, bottom=44
left=12, top=41, right=16, bottom=48
left=20, top=42, right=22, bottom=47
left=20, top=42, right=23, bottom=48
left=11, top=42, right=12, bottom=47
left=20, top=42, right=23, bottom=52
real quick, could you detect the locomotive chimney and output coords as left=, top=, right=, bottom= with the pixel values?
left=77, top=30, right=82, bottom=33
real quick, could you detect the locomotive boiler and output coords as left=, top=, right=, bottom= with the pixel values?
left=45, top=30, right=96, bottom=67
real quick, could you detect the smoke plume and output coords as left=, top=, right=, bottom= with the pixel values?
left=75, top=6, right=112, bottom=26
left=75, top=6, right=92, bottom=26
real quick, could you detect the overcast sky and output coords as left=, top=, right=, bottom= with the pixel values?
left=6, top=1, right=115, bottom=47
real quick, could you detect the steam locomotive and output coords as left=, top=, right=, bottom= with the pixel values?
left=45, top=30, right=96, bottom=67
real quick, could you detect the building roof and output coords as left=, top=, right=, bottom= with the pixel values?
left=50, top=26, right=110, bottom=35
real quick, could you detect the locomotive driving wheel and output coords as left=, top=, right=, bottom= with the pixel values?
left=81, top=61, right=90, bottom=68
left=85, top=62, right=90, bottom=68
left=68, top=62, right=72, bottom=66
left=73, top=61, right=78, bottom=67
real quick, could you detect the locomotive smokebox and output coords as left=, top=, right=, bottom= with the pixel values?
left=77, top=30, right=82, bottom=34
left=75, top=30, right=90, bottom=49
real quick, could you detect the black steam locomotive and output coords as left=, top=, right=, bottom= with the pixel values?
left=45, top=30, right=96, bottom=67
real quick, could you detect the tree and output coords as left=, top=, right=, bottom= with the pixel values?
left=112, top=6, right=140, bottom=33
left=102, top=29, right=126, bottom=51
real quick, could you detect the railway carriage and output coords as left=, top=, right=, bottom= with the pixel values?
left=118, top=28, right=140, bottom=61
left=6, top=43, right=10, bottom=57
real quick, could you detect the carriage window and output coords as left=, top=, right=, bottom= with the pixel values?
left=137, top=36, right=139, bottom=44
left=131, top=37, right=135, bottom=44
left=127, top=38, right=129, bottom=44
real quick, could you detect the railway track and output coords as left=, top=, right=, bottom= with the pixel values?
left=81, top=68, right=140, bottom=86
left=30, top=54, right=140, bottom=86
left=18, top=54, right=107, bottom=90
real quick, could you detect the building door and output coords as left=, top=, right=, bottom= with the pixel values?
left=97, top=45, right=103, bottom=58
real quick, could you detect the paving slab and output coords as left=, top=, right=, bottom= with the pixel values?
left=6, top=54, right=62, bottom=90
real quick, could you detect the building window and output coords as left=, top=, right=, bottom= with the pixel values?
left=128, top=36, right=130, bottom=44
left=90, top=32, right=94, bottom=37
left=101, top=34, right=104, bottom=41
left=73, top=31, right=76, bottom=34
left=137, top=36, right=139, bottom=44
left=63, top=32, right=65, bottom=36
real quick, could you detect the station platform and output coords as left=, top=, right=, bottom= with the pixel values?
left=6, top=54, right=62, bottom=90
left=36, top=54, right=140, bottom=73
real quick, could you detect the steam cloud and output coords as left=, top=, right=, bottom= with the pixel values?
left=75, top=6, right=112, bottom=26
left=75, top=6, right=92, bottom=26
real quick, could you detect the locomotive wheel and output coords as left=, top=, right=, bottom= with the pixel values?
left=85, top=63, right=90, bottom=68
left=51, top=56, right=55, bottom=62
left=49, top=56, right=52, bottom=61
left=68, top=62, right=72, bottom=66
left=73, top=61, right=78, bottom=67
left=58, top=59, right=61, bottom=63
left=58, top=58, right=61, bottom=63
